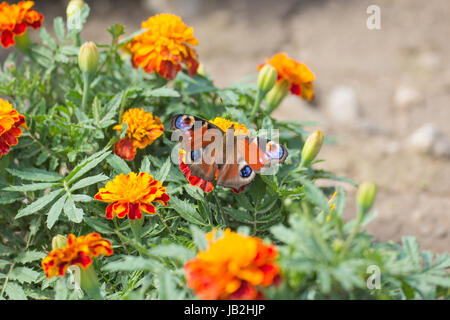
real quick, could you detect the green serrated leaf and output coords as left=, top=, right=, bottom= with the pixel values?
left=69, top=174, right=109, bottom=191
left=53, top=17, right=65, bottom=42
left=156, top=157, right=172, bottom=183
left=9, top=267, right=40, bottom=284
left=145, top=87, right=180, bottom=98
left=16, top=189, right=64, bottom=219
left=63, top=196, right=84, bottom=223
left=6, top=168, right=61, bottom=182
left=3, top=182, right=56, bottom=192
left=5, top=282, right=27, bottom=300
left=106, top=154, right=131, bottom=175
left=46, top=194, right=68, bottom=229
left=15, top=251, right=46, bottom=264
left=170, top=197, right=207, bottom=226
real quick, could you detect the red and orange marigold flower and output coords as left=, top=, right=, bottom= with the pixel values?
left=0, top=98, right=26, bottom=158
left=184, top=229, right=280, bottom=300
left=94, top=172, right=170, bottom=220
left=113, top=108, right=164, bottom=161
left=0, top=1, right=43, bottom=48
left=41, top=233, right=113, bottom=279
left=259, top=52, right=315, bottom=101
left=128, top=13, right=199, bottom=80
left=179, top=117, right=250, bottom=194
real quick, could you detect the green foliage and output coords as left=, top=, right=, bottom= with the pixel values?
left=0, top=9, right=448, bottom=301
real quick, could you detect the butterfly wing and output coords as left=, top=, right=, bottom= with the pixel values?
left=171, top=114, right=224, bottom=181
left=216, top=135, right=288, bottom=191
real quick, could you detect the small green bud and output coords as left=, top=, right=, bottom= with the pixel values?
left=301, top=130, right=324, bottom=166
left=357, top=182, right=377, bottom=212
left=332, top=239, right=344, bottom=252
left=265, top=79, right=290, bottom=110
left=5, top=61, right=16, bottom=73
left=52, top=234, right=68, bottom=250
left=283, top=197, right=293, bottom=207
left=257, top=64, right=277, bottom=95
left=66, top=0, right=85, bottom=21
left=78, top=41, right=99, bottom=75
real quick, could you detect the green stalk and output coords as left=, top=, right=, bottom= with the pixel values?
left=250, top=91, right=264, bottom=120
left=79, top=265, right=102, bottom=300
left=340, top=205, right=365, bottom=258
left=81, top=72, right=90, bottom=112
left=129, top=217, right=144, bottom=243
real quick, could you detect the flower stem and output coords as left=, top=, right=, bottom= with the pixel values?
left=340, top=205, right=365, bottom=258
left=250, top=91, right=263, bottom=120
left=129, top=217, right=143, bottom=243
left=81, top=72, right=90, bottom=112
left=79, top=265, right=102, bottom=300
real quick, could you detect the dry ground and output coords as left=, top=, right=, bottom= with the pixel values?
left=6, top=0, right=449, bottom=252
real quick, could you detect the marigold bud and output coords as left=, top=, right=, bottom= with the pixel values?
left=301, top=130, right=324, bottom=166
left=66, top=0, right=85, bottom=20
left=265, top=79, right=289, bottom=110
left=332, top=239, right=344, bottom=252
left=78, top=41, right=99, bottom=75
left=52, top=234, right=68, bottom=250
left=257, top=64, right=277, bottom=94
left=357, top=182, right=377, bottom=212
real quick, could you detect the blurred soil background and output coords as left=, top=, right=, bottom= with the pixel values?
left=2, top=0, right=449, bottom=252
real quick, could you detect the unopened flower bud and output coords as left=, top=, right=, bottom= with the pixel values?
left=332, top=239, right=344, bottom=252
left=52, top=234, right=68, bottom=249
left=357, top=182, right=377, bottom=212
left=265, top=79, right=289, bottom=110
left=301, top=130, right=324, bottom=166
left=5, top=61, right=16, bottom=73
left=78, top=41, right=99, bottom=75
left=257, top=64, right=277, bottom=95
left=66, top=0, right=85, bottom=21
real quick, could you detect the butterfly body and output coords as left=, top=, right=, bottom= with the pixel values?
left=171, top=114, right=287, bottom=192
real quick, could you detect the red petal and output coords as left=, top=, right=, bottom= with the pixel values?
left=114, top=138, right=136, bottom=161
left=13, top=22, right=26, bottom=35
left=0, top=30, right=15, bottom=48
left=140, top=202, right=155, bottom=214
left=290, top=84, right=301, bottom=95
left=128, top=202, right=142, bottom=220
left=105, top=203, right=114, bottom=219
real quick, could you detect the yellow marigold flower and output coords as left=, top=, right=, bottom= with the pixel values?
left=113, top=108, right=164, bottom=161
left=94, top=172, right=170, bottom=220
left=210, top=117, right=250, bottom=136
left=0, top=1, right=43, bottom=48
left=128, top=13, right=199, bottom=80
left=41, top=233, right=113, bottom=279
left=184, top=229, right=280, bottom=300
left=0, top=98, right=26, bottom=159
left=259, top=52, right=315, bottom=101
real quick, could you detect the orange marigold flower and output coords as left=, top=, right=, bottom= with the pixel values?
left=179, top=117, right=250, bottom=194
left=0, top=1, right=43, bottom=48
left=41, top=233, right=113, bottom=279
left=0, top=98, right=26, bottom=158
left=184, top=229, right=280, bottom=300
left=113, top=108, right=164, bottom=161
left=94, top=172, right=170, bottom=220
left=128, top=13, right=199, bottom=80
left=259, top=52, right=315, bottom=101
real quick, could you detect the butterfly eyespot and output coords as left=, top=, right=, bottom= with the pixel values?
left=175, top=115, right=194, bottom=130
left=240, top=165, right=252, bottom=178
left=190, top=150, right=200, bottom=162
left=268, top=142, right=284, bottom=159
